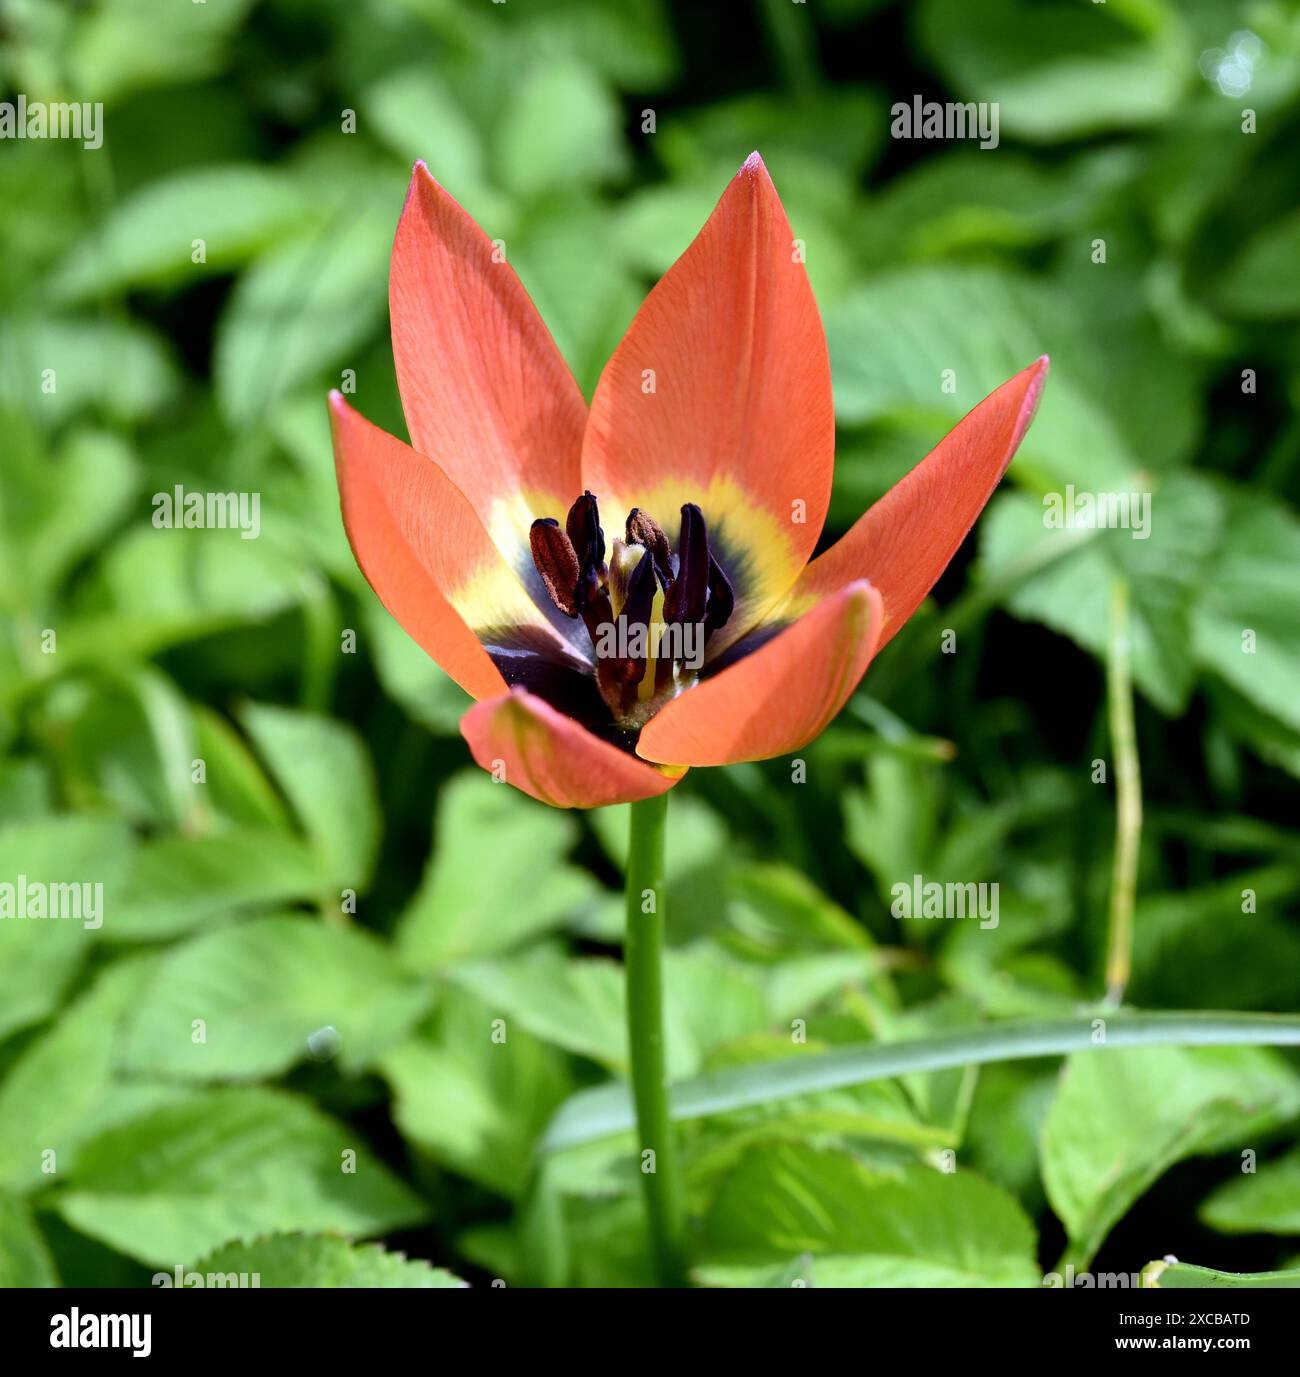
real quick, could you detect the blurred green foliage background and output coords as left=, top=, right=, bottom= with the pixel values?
left=1, top=0, right=1299, bottom=1288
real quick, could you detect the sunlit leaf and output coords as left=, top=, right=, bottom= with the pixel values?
left=1042, top=1046, right=1300, bottom=1268
left=1200, top=1147, right=1300, bottom=1236
left=119, top=915, right=432, bottom=1080
left=54, top=1089, right=427, bottom=1268
left=191, top=1233, right=467, bottom=1288
left=397, top=772, right=599, bottom=967
left=696, top=1144, right=1039, bottom=1287
left=0, top=816, right=131, bottom=1040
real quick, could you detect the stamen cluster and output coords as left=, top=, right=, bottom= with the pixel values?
left=530, top=492, right=734, bottom=724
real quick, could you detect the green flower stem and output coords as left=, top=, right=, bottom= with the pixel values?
left=1104, top=577, right=1143, bottom=1005
left=624, top=792, right=688, bottom=1287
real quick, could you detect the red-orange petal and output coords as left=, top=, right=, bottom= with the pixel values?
left=581, top=153, right=834, bottom=643
left=390, top=162, right=587, bottom=546
left=461, top=689, right=684, bottom=809
left=787, top=357, right=1049, bottom=645
left=636, top=581, right=884, bottom=768
left=331, top=392, right=580, bottom=701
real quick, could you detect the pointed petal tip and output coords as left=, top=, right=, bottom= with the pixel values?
left=582, top=141, right=830, bottom=635
left=788, top=358, right=1053, bottom=648
left=1015, top=355, right=1051, bottom=446
left=389, top=148, right=587, bottom=522
left=405, top=160, right=442, bottom=201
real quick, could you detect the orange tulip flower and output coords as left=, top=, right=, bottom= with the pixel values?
left=330, top=153, right=1047, bottom=809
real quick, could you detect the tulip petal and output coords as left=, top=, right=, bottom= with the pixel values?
left=581, top=153, right=834, bottom=651
left=390, top=162, right=587, bottom=554
left=461, top=689, right=684, bottom=808
left=636, top=581, right=883, bottom=767
left=785, top=357, right=1048, bottom=645
left=330, top=392, right=589, bottom=702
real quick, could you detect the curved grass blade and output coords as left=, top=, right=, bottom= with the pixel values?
left=539, top=1011, right=1300, bottom=1154
left=1145, top=1260, right=1300, bottom=1288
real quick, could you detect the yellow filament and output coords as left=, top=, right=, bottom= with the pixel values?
left=639, top=584, right=666, bottom=704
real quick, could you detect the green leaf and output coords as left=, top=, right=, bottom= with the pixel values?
left=1200, top=1147, right=1300, bottom=1236
left=1042, top=1046, right=1300, bottom=1268
left=979, top=475, right=1223, bottom=715
left=214, top=210, right=391, bottom=425
left=114, top=828, right=325, bottom=941
left=916, top=0, right=1186, bottom=142
left=1130, top=867, right=1300, bottom=1012
left=965, top=1064, right=1057, bottom=1213
left=0, top=316, right=180, bottom=426
left=682, top=1035, right=951, bottom=1193
left=844, top=753, right=941, bottom=905
left=501, top=1188, right=655, bottom=1288
left=0, top=759, right=51, bottom=821
left=33, top=670, right=201, bottom=832
left=660, top=90, right=885, bottom=181
left=54, top=1088, right=427, bottom=1268
left=496, top=59, right=627, bottom=197
left=397, top=772, right=598, bottom=967
left=191, top=1233, right=467, bottom=1288
left=672, top=946, right=875, bottom=1063
left=69, top=0, right=257, bottom=106
left=0, top=1195, right=58, bottom=1287
left=449, top=948, right=633, bottom=1072
left=364, top=68, right=482, bottom=184
left=0, top=428, right=138, bottom=608
left=191, top=706, right=294, bottom=832
left=824, top=266, right=1139, bottom=492
left=1146, top=1260, right=1300, bottom=1289
left=1216, top=209, right=1300, bottom=319
left=1206, top=680, right=1300, bottom=782
left=239, top=704, right=380, bottom=890
left=1193, top=487, right=1300, bottom=735
left=0, top=816, right=132, bottom=1040
left=614, top=149, right=862, bottom=300
left=0, top=957, right=178, bottom=1192
left=381, top=987, right=574, bottom=1199
left=508, top=195, right=640, bottom=396
left=94, top=524, right=308, bottom=642
left=363, top=600, right=473, bottom=735
left=590, top=792, right=728, bottom=874
left=855, top=147, right=1138, bottom=262
left=450, top=942, right=861, bottom=1081
left=886, top=997, right=983, bottom=1142
left=119, top=915, right=432, bottom=1080
left=49, top=165, right=315, bottom=301
left=0, top=143, right=81, bottom=289
left=490, top=0, right=678, bottom=92
left=727, top=862, right=873, bottom=953
left=696, top=1145, right=1038, bottom=1287
left=837, top=262, right=1201, bottom=482
left=612, top=181, right=730, bottom=278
